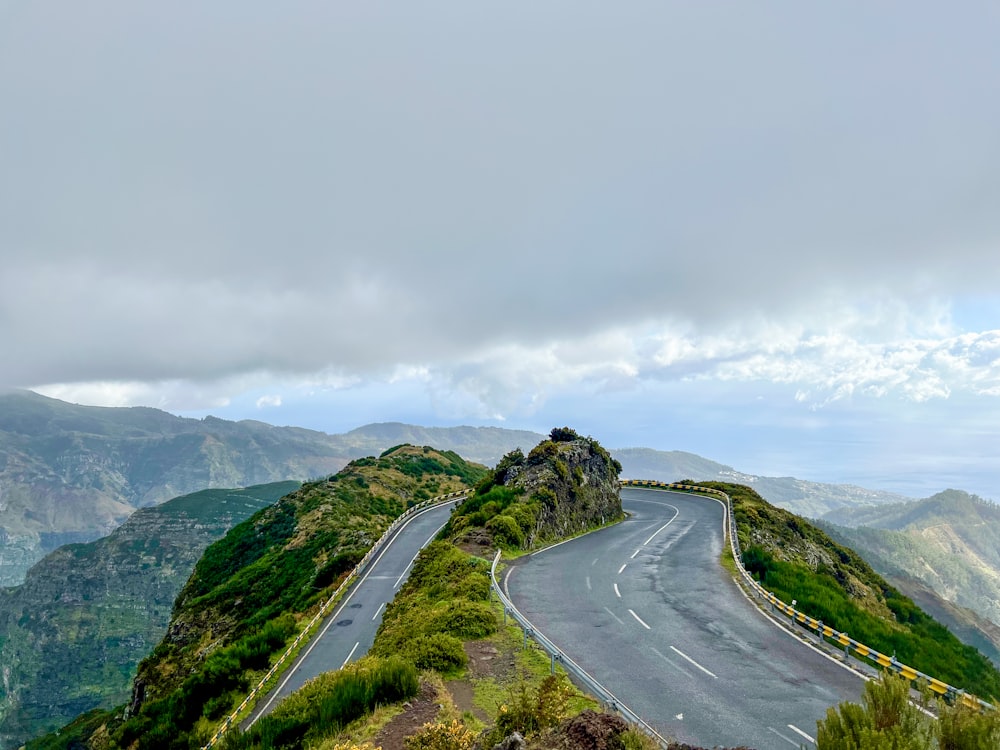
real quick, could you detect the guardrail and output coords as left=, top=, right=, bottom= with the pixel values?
left=488, top=550, right=670, bottom=748
left=202, top=489, right=470, bottom=749
left=620, top=479, right=994, bottom=713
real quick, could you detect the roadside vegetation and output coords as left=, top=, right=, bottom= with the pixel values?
left=697, top=481, right=1000, bottom=702
left=817, top=671, right=1000, bottom=749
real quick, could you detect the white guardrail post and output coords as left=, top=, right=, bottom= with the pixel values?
left=201, top=489, right=470, bottom=749
left=619, top=479, right=995, bottom=714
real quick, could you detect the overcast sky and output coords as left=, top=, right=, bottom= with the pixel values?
left=4, top=3, right=1000, bottom=499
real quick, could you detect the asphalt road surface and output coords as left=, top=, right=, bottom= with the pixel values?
left=505, top=488, right=868, bottom=749
left=245, top=500, right=457, bottom=727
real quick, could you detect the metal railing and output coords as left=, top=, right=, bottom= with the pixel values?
left=202, top=489, right=470, bottom=749
left=620, top=479, right=994, bottom=713
left=489, top=549, right=670, bottom=748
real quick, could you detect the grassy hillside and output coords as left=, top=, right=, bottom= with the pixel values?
left=0, top=481, right=298, bottom=748
left=704, top=481, right=1000, bottom=701
left=24, top=445, right=484, bottom=750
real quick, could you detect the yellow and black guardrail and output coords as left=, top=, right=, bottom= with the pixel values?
left=201, top=489, right=470, bottom=749
left=619, top=478, right=994, bottom=713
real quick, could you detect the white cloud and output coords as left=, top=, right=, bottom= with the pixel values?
left=256, top=394, right=282, bottom=409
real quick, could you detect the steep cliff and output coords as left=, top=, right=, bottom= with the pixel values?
left=0, top=481, right=298, bottom=748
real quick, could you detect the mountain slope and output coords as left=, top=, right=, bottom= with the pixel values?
left=817, top=490, right=1000, bottom=652
left=107, top=446, right=484, bottom=750
left=0, top=391, right=347, bottom=586
left=710, top=481, right=1000, bottom=701
left=0, top=481, right=298, bottom=748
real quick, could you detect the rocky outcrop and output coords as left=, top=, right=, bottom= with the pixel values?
left=452, top=428, right=623, bottom=550
left=509, top=430, right=623, bottom=540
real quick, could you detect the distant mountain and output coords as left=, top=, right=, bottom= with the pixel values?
left=337, top=422, right=544, bottom=465
left=0, top=393, right=541, bottom=586
left=0, top=481, right=298, bottom=747
left=611, top=447, right=911, bottom=517
left=817, top=490, right=1000, bottom=641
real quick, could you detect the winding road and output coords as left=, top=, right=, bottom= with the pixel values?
left=505, top=488, right=868, bottom=749
left=244, top=500, right=458, bottom=728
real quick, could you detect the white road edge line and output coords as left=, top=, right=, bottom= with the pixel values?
left=649, top=646, right=694, bottom=678
left=371, top=602, right=385, bottom=621
left=393, top=567, right=409, bottom=588
left=767, top=727, right=801, bottom=747
left=628, top=609, right=651, bottom=630
left=617, top=563, right=627, bottom=574
left=642, top=506, right=680, bottom=546
left=630, top=548, right=641, bottom=559
left=613, top=583, right=622, bottom=598
left=788, top=724, right=816, bottom=744
left=603, top=606, right=626, bottom=626
left=669, top=645, right=717, bottom=678
left=341, top=641, right=360, bottom=669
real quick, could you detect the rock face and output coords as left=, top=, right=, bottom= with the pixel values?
left=450, top=428, right=623, bottom=551
left=508, top=430, right=623, bottom=540
left=0, top=481, right=297, bottom=749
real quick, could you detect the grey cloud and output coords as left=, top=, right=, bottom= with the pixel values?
left=3, top=2, right=1000, bottom=389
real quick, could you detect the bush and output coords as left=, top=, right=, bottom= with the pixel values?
left=486, top=675, right=574, bottom=747
left=402, top=633, right=467, bottom=672
left=430, top=600, right=497, bottom=639
left=404, top=720, right=476, bottom=750
left=549, top=427, right=579, bottom=442
left=225, top=656, right=419, bottom=749
left=487, top=515, right=524, bottom=548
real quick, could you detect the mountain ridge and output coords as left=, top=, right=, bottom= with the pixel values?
left=1, top=390, right=918, bottom=587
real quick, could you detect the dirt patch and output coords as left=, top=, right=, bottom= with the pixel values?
left=445, top=639, right=517, bottom=723
left=372, top=681, right=442, bottom=750
left=454, top=533, right=495, bottom=559
left=466, top=639, right=517, bottom=681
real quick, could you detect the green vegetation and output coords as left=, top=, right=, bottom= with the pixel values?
left=27, top=432, right=633, bottom=750
left=371, top=541, right=497, bottom=671
left=817, top=671, right=1000, bottom=749
left=27, top=446, right=484, bottom=750
left=1, top=481, right=299, bottom=747
left=817, top=491, right=1000, bottom=664
left=444, top=428, right=623, bottom=552
left=220, top=656, right=419, bottom=750
left=700, top=481, right=1000, bottom=701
